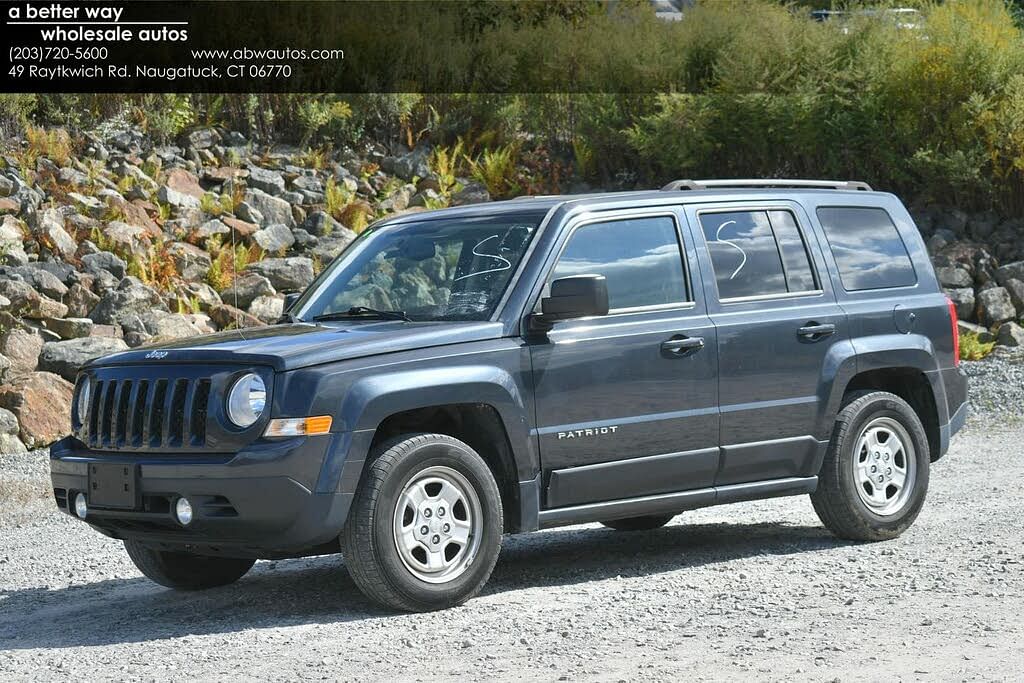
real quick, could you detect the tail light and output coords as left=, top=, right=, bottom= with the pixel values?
left=946, top=296, right=960, bottom=366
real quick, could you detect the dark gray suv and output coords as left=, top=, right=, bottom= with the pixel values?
left=51, top=178, right=968, bottom=612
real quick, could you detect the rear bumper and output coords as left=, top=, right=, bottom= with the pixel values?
left=935, top=365, right=968, bottom=459
left=49, top=435, right=357, bottom=559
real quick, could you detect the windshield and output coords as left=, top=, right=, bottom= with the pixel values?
left=295, top=211, right=545, bottom=322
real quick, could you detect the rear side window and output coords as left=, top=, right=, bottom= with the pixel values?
left=551, top=216, right=688, bottom=310
left=817, top=207, right=916, bottom=291
left=698, top=210, right=818, bottom=300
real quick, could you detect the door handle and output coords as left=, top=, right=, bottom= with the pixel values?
left=661, top=336, right=705, bottom=354
left=797, top=322, right=836, bottom=340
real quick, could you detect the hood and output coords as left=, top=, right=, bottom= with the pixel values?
left=89, top=320, right=506, bottom=372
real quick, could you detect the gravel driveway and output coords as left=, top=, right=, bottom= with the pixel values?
left=1, top=363, right=1022, bottom=681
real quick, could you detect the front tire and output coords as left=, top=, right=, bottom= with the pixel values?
left=124, top=539, right=255, bottom=590
left=341, top=433, right=503, bottom=612
left=811, top=391, right=930, bottom=541
left=601, top=514, right=674, bottom=531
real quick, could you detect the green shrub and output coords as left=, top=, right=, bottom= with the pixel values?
left=960, top=330, right=996, bottom=361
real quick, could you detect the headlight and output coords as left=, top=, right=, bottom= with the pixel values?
left=226, top=373, right=267, bottom=428
left=76, top=379, right=91, bottom=424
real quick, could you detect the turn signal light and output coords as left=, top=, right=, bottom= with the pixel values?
left=264, top=415, right=333, bottom=437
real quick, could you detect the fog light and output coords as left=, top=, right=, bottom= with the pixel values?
left=175, top=497, right=194, bottom=526
left=74, top=492, right=88, bottom=519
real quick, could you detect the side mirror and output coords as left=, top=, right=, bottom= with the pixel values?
left=529, top=274, right=609, bottom=333
left=283, top=293, right=301, bottom=310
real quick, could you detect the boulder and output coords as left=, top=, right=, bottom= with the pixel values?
left=221, top=216, right=259, bottom=240
left=66, top=283, right=101, bottom=319
left=303, top=210, right=343, bottom=237
left=450, top=181, right=491, bottom=206
left=165, top=168, right=205, bottom=200
left=82, top=251, right=128, bottom=280
left=247, top=166, right=286, bottom=196
left=220, top=272, right=274, bottom=309
left=67, top=191, right=105, bottom=218
left=138, top=310, right=204, bottom=340
left=181, top=127, right=221, bottom=150
left=38, top=337, right=129, bottom=382
left=0, top=353, right=10, bottom=385
left=248, top=295, right=284, bottom=324
left=246, top=257, right=314, bottom=292
left=0, top=406, right=26, bottom=454
left=235, top=201, right=264, bottom=225
left=995, top=261, right=1024, bottom=286
left=976, top=287, right=1017, bottom=327
left=244, top=189, right=294, bottom=228
left=166, top=241, right=212, bottom=281
left=0, top=279, right=67, bottom=319
left=996, top=322, right=1024, bottom=347
left=0, top=216, right=29, bottom=266
left=177, top=281, right=222, bottom=311
left=944, top=287, right=976, bottom=322
left=1004, top=278, right=1024, bottom=314
left=157, top=184, right=201, bottom=211
left=208, top=304, right=265, bottom=329
left=35, top=208, right=78, bottom=259
left=252, top=223, right=296, bottom=252
left=101, top=220, right=152, bottom=257
left=0, top=372, right=74, bottom=448
left=10, top=266, right=68, bottom=300
left=0, top=328, right=42, bottom=378
left=934, top=266, right=972, bottom=289
left=311, top=234, right=357, bottom=265
left=89, top=280, right=169, bottom=326
left=379, top=186, right=414, bottom=213
left=195, top=218, right=230, bottom=241
left=121, top=201, right=161, bottom=236
left=44, top=317, right=94, bottom=340
left=382, top=147, right=431, bottom=182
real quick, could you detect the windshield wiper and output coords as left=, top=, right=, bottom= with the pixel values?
left=313, top=306, right=413, bottom=323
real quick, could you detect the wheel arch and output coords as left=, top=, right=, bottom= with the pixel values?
left=369, top=403, right=524, bottom=532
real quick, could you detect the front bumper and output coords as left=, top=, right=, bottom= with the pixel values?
left=49, top=434, right=358, bottom=559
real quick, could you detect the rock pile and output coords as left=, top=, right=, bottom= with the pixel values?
left=0, top=125, right=490, bottom=451
left=913, top=207, right=1024, bottom=348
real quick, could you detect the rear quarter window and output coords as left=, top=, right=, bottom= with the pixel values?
left=816, top=207, right=917, bottom=291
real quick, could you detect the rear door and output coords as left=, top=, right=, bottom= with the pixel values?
left=685, top=201, right=849, bottom=486
left=528, top=209, right=720, bottom=508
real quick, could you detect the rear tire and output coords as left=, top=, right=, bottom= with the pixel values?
left=601, top=514, right=674, bottom=531
left=341, top=433, right=503, bottom=612
left=124, top=539, right=255, bottom=590
left=811, top=391, right=930, bottom=541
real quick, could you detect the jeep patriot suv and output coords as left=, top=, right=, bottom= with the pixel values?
left=51, top=178, right=968, bottom=612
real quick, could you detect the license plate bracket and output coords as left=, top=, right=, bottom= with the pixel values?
left=88, top=462, right=139, bottom=509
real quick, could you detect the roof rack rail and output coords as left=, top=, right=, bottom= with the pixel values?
left=661, top=178, right=873, bottom=192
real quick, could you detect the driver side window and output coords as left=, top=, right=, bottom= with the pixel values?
left=548, top=216, right=689, bottom=311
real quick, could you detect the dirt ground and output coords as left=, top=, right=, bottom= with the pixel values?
left=1, top=420, right=1022, bottom=681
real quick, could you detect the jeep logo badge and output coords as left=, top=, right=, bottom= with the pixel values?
left=145, top=350, right=169, bottom=359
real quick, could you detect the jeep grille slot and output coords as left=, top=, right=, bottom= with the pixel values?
left=168, top=379, right=189, bottom=446
left=84, top=374, right=212, bottom=452
left=190, top=379, right=212, bottom=446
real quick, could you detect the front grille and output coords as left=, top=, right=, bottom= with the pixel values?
left=85, top=376, right=212, bottom=450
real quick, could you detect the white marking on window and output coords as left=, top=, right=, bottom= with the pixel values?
left=453, top=234, right=513, bottom=282
left=715, top=220, right=747, bottom=280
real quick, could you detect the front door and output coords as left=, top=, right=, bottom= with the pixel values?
left=528, top=210, right=720, bottom=508
left=686, top=202, right=849, bottom=486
